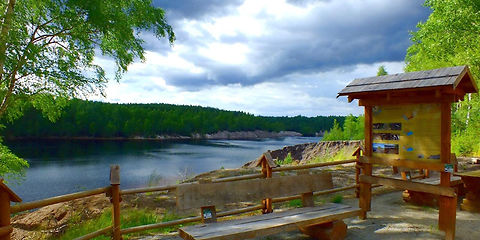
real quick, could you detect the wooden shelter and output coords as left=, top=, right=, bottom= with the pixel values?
left=338, top=65, right=478, bottom=240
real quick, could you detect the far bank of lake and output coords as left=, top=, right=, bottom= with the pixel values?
left=5, top=137, right=321, bottom=202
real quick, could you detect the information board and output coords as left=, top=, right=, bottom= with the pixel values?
left=371, top=103, right=441, bottom=161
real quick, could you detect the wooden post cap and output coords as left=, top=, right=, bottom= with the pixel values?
left=110, top=165, right=120, bottom=185
left=0, top=179, right=22, bottom=202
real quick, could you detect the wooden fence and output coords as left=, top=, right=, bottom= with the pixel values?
left=0, top=158, right=361, bottom=240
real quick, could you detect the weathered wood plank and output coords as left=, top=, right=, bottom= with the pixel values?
left=360, top=175, right=456, bottom=197
left=178, top=204, right=361, bottom=240
left=176, top=173, right=333, bottom=210
left=359, top=156, right=446, bottom=171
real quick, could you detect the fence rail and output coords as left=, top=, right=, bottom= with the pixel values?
left=1, top=158, right=360, bottom=240
left=10, top=187, right=110, bottom=214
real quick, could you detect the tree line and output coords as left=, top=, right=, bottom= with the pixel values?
left=1, top=99, right=344, bottom=138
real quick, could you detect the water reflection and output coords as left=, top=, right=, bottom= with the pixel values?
left=4, top=137, right=320, bottom=201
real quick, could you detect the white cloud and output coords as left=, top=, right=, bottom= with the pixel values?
left=88, top=0, right=428, bottom=116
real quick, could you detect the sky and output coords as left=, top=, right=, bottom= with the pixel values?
left=91, top=0, right=431, bottom=117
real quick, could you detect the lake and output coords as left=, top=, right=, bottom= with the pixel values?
left=4, top=137, right=321, bottom=202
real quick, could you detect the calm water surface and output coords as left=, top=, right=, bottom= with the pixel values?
left=5, top=137, right=320, bottom=202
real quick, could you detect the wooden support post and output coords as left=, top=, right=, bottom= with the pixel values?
left=355, top=163, right=361, bottom=198
left=438, top=102, right=456, bottom=240
left=299, top=220, right=347, bottom=240
left=110, top=165, right=122, bottom=240
left=261, top=152, right=273, bottom=214
left=0, top=179, right=21, bottom=240
left=0, top=189, right=11, bottom=240
left=359, top=106, right=373, bottom=220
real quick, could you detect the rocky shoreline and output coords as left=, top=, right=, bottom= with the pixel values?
left=5, top=130, right=303, bottom=141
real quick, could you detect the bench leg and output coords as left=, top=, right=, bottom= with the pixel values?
left=299, top=220, right=347, bottom=240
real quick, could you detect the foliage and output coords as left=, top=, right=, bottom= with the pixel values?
left=377, top=65, right=388, bottom=76
left=1, top=99, right=345, bottom=138
left=0, top=0, right=174, bottom=179
left=278, top=152, right=293, bottom=165
left=405, top=0, right=480, bottom=156
left=0, top=139, right=28, bottom=182
left=58, top=208, right=181, bottom=239
left=330, top=194, right=343, bottom=203
left=0, top=0, right=174, bottom=121
left=288, top=199, right=303, bottom=208
left=322, top=115, right=364, bottom=141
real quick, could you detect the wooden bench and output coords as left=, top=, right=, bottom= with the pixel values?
left=176, top=172, right=361, bottom=240
left=402, top=175, right=464, bottom=207
left=399, top=154, right=466, bottom=207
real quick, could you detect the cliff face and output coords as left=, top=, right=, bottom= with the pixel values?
left=269, top=140, right=361, bottom=163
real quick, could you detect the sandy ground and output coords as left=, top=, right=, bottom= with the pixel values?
left=137, top=190, right=480, bottom=240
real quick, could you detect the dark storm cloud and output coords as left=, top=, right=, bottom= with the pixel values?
left=153, top=0, right=245, bottom=20
left=148, top=0, right=430, bottom=90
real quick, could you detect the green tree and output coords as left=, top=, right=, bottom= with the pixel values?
left=322, top=119, right=344, bottom=141
left=377, top=65, right=388, bottom=76
left=406, top=0, right=480, bottom=155
left=0, top=0, right=175, bottom=179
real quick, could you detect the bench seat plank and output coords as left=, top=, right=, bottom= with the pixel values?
left=178, top=203, right=361, bottom=240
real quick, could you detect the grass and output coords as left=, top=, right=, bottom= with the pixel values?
left=310, top=148, right=351, bottom=163
left=330, top=194, right=343, bottom=203
left=288, top=199, right=303, bottom=208
left=57, top=208, right=183, bottom=240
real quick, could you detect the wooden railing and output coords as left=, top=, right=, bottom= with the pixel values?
left=0, top=158, right=360, bottom=240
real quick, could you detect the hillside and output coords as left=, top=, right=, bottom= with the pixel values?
left=1, top=99, right=344, bottom=139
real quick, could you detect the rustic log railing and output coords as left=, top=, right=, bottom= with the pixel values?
left=0, top=158, right=361, bottom=240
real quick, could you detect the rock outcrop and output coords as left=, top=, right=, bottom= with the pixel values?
left=245, top=140, right=362, bottom=167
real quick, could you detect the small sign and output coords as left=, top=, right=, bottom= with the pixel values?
left=444, top=164, right=454, bottom=173
left=203, top=208, right=213, bottom=219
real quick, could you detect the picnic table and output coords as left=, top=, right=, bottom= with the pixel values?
left=455, top=170, right=480, bottom=213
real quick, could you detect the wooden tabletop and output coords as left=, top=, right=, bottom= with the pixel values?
left=454, top=170, right=480, bottom=178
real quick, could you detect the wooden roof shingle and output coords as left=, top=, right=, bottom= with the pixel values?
left=338, top=65, right=478, bottom=96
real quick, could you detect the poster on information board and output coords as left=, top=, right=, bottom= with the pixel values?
left=371, top=103, right=441, bottom=161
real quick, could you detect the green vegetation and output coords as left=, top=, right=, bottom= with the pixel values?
left=322, top=115, right=364, bottom=141
left=277, top=152, right=294, bottom=165
left=1, top=99, right=344, bottom=138
left=330, top=194, right=343, bottom=204
left=377, top=65, right=388, bottom=76
left=406, top=0, right=480, bottom=156
left=58, top=208, right=182, bottom=240
left=288, top=199, right=303, bottom=208
left=311, top=148, right=352, bottom=163
left=0, top=0, right=174, bottom=179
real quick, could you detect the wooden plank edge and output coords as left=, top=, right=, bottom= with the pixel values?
left=74, top=226, right=112, bottom=240
left=360, top=175, right=455, bottom=197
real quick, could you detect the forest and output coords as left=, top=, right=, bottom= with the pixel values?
left=1, top=99, right=344, bottom=138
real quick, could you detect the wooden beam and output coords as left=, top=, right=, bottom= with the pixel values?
left=359, top=175, right=456, bottom=197
left=358, top=93, right=455, bottom=106
left=10, top=187, right=110, bottom=214
left=359, top=156, right=446, bottom=172
left=359, top=106, right=373, bottom=219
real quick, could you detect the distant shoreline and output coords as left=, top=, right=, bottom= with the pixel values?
left=4, top=130, right=306, bottom=141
